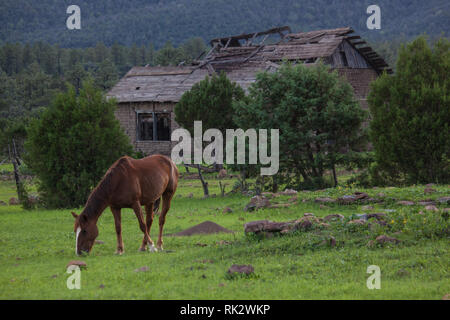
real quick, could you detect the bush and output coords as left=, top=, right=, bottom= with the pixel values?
left=233, top=62, right=368, bottom=190
left=24, top=81, right=133, bottom=208
left=368, top=36, right=450, bottom=184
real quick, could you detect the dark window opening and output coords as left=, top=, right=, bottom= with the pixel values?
left=340, top=51, right=348, bottom=67
left=137, top=112, right=171, bottom=141
left=136, top=86, right=140, bottom=90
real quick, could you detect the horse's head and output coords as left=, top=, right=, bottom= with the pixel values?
left=71, top=212, right=98, bottom=255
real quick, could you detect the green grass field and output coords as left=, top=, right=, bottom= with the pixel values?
left=0, top=165, right=449, bottom=299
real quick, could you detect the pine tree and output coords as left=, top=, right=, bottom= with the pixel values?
left=368, top=36, right=450, bottom=184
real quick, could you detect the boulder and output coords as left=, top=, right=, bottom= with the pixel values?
left=244, top=220, right=270, bottom=233
left=0, top=200, right=6, bottom=206
left=279, top=189, right=298, bottom=196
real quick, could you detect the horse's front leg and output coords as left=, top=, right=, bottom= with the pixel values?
left=111, top=207, right=124, bottom=255
left=132, top=202, right=157, bottom=252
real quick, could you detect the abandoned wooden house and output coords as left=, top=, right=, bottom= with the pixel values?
left=107, top=26, right=391, bottom=156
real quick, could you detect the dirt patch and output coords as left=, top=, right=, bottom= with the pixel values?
left=168, top=221, right=234, bottom=237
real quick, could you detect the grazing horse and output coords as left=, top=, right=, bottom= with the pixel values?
left=71, top=154, right=178, bottom=255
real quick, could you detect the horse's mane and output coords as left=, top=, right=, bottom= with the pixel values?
left=81, top=157, right=131, bottom=220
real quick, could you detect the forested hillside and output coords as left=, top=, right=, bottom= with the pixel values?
left=1, top=0, right=449, bottom=48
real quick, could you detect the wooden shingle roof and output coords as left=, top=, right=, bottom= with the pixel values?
left=107, top=26, right=391, bottom=103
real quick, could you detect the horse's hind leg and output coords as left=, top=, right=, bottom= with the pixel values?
left=157, top=192, right=174, bottom=251
left=139, top=203, right=155, bottom=251
left=132, top=201, right=157, bottom=252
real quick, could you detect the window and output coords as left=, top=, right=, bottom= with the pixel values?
left=137, top=112, right=171, bottom=141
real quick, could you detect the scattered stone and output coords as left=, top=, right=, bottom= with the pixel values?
left=424, top=205, right=439, bottom=212
left=216, top=240, right=232, bottom=246
left=228, top=264, right=254, bottom=275
left=261, top=192, right=274, bottom=198
left=288, top=196, right=298, bottom=202
left=99, top=284, right=105, bottom=289
left=376, top=235, right=400, bottom=244
left=438, top=197, right=450, bottom=205
left=51, top=274, right=58, bottom=279
left=280, top=189, right=298, bottom=196
left=347, top=219, right=367, bottom=226
left=315, top=197, right=336, bottom=203
left=217, top=169, right=227, bottom=179
left=222, top=207, right=233, bottom=213
left=377, top=192, right=386, bottom=198
left=442, top=293, right=450, bottom=300
left=218, top=283, right=226, bottom=287
left=397, top=201, right=415, bottom=206
left=244, top=195, right=271, bottom=212
left=303, top=213, right=315, bottom=217
left=424, top=187, right=436, bottom=194
left=95, top=240, right=104, bottom=244
left=366, top=212, right=387, bottom=220
left=134, top=266, right=149, bottom=272
left=319, top=205, right=329, bottom=209
left=418, top=200, right=436, bottom=206
left=195, top=243, right=208, bottom=247
left=338, top=192, right=369, bottom=204
left=269, top=203, right=292, bottom=209
left=66, top=260, right=87, bottom=269
left=323, top=214, right=344, bottom=222
left=361, top=205, right=374, bottom=211
left=244, top=220, right=270, bottom=233
left=443, top=208, right=450, bottom=213
left=0, top=200, right=7, bottom=206
left=187, top=193, right=194, bottom=198
left=9, top=197, right=19, bottom=205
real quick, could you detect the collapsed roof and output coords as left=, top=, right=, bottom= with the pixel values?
left=107, top=26, right=391, bottom=103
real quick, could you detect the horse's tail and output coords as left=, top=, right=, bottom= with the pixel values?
left=153, top=197, right=161, bottom=214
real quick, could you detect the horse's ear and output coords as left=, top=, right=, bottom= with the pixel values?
left=71, top=212, right=78, bottom=219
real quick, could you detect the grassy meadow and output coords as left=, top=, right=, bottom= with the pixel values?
left=0, top=164, right=449, bottom=300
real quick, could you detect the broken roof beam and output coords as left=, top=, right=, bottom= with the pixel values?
left=209, top=26, right=291, bottom=46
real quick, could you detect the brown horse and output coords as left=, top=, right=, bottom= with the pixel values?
left=71, top=154, right=178, bottom=255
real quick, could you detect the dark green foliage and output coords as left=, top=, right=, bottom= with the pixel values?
left=368, top=36, right=450, bottom=184
left=24, top=82, right=133, bottom=208
left=233, top=62, right=368, bottom=190
left=174, top=72, right=246, bottom=135
left=0, top=1, right=447, bottom=48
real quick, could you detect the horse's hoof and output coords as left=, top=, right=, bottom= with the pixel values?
left=115, top=250, right=124, bottom=255
left=157, top=246, right=164, bottom=251
left=138, top=247, right=146, bottom=252
left=148, top=245, right=158, bottom=253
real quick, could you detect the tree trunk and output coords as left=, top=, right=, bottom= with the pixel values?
left=197, top=165, right=209, bottom=197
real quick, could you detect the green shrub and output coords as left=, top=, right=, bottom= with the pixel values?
left=24, top=81, right=133, bottom=208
